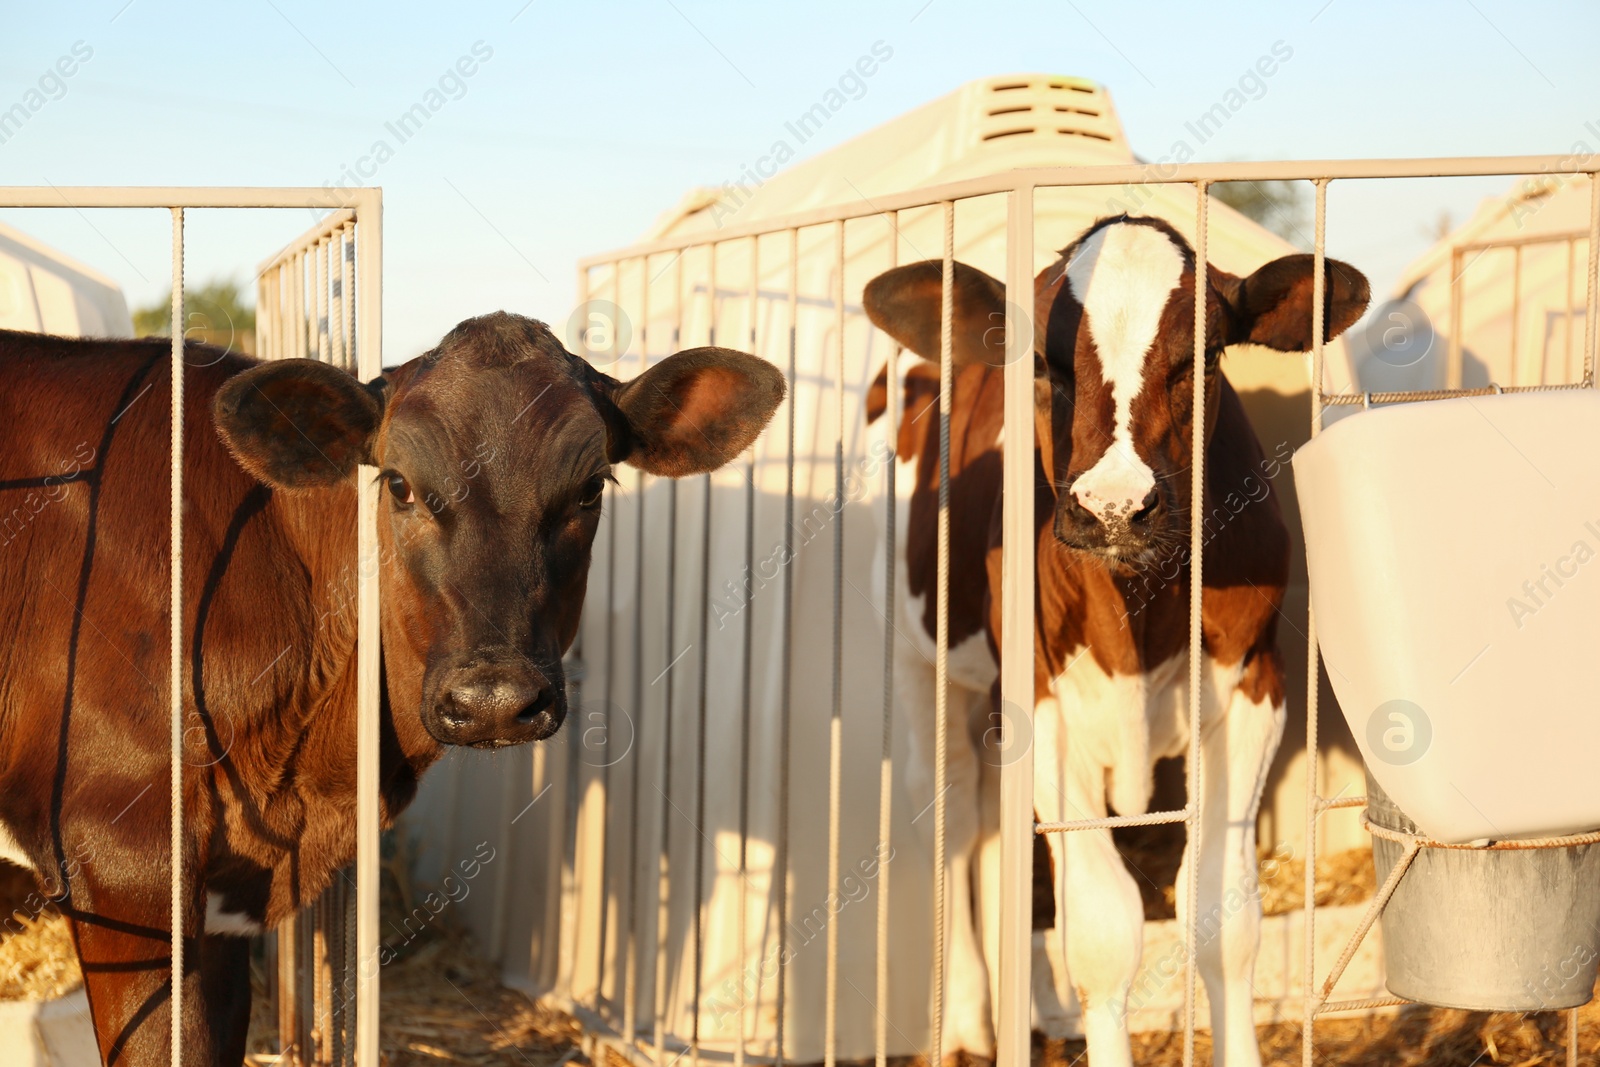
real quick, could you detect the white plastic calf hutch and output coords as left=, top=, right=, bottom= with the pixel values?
left=1356, top=172, right=1595, bottom=397
left=0, top=220, right=133, bottom=338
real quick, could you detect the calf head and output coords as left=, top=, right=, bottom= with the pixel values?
left=864, top=215, right=1368, bottom=568
left=215, top=311, right=784, bottom=747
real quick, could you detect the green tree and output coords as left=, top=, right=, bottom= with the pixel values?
left=1210, top=180, right=1310, bottom=249
left=133, top=279, right=256, bottom=339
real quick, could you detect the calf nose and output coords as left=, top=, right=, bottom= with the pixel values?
left=1072, top=475, right=1160, bottom=527
left=439, top=669, right=558, bottom=743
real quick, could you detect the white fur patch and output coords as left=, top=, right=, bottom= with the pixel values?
left=1045, top=648, right=1184, bottom=819
left=901, top=592, right=999, bottom=694
left=1064, top=224, right=1184, bottom=526
left=205, top=896, right=264, bottom=937
left=0, top=825, right=33, bottom=871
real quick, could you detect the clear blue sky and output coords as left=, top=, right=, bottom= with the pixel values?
left=3, top=0, right=1598, bottom=362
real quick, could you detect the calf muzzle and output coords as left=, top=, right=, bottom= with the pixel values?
left=427, top=659, right=564, bottom=747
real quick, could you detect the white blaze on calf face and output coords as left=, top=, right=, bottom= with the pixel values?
left=1064, top=223, right=1185, bottom=529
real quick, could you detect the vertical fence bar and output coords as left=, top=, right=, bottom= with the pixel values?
left=300, top=906, right=315, bottom=1057
left=624, top=254, right=650, bottom=1051
left=292, top=255, right=303, bottom=360
left=330, top=233, right=345, bottom=370
left=595, top=261, right=621, bottom=1012
left=331, top=879, right=347, bottom=1067
left=734, top=234, right=759, bottom=1067
left=279, top=917, right=298, bottom=1060
left=1509, top=244, right=1521, bottom=385
left=691, top=243, right=717, bottom=1067
left=824, top=217, right=846, bottom=1067
left=1565, top=237, right=1577, bottom=383
left=342, top=226, right=357, bottom=372
left=276, top=259, right=287, bottom=361
left=932, top=199, right=954, bottom=1067
left=996, top=184, right=1036, bottom=1067
left=354, top=188, right=384, bottom=1067
left=264, top=262, right=275, bottom=360
left=569, top=262, right=608, bottom=1017
left=294, top=250, right=307, bottom=361
left=874, top=211, right=899, bottom=1067
left=344, top=874, right=356, bottom=1065
left=1302, top=177, right=1329, bottom=1067
left=490, top=748, right=518, bottom=967
left=277, top=261, right=289, bottom=361
left=1183, top=181, right=1209, bottom=1067
left=1448, top=248, right=1464, bottom=390
left=651, top=252, right=683, bottom=1066
left=305, top=248, right=315, bottom=361
left=259, top=266, right=274, bottom=359
left=316, top=237, right=329, bottom=363
left=168, top=205, right=185, bottom=1067
left=774, top=226, right=799, bottom=1067
left=279, top=260, right=290, bottom=361
left=1585, top=174, right=1599, bottom=386
left=274, top=263, right=287, bottom=361
left=561, top=267, right=592, bottom=1005
left=283, top=255, right=294, bottom=360
left=314, top=894, right=331, bottom=1063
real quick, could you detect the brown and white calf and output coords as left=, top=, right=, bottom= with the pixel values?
left=865, top=216, right=1368, bottom=1065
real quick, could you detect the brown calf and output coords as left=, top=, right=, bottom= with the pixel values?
left=0, top=313, right=782, bottom=1065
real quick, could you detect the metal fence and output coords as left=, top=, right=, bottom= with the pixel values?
left=0, top=187, right=384, bottom=1067
left=8, top=162, right=1595, bottom=1067
left=1446, top=227, right=1591, bottom=390
left=544, top=156, right=1600, bottom=1067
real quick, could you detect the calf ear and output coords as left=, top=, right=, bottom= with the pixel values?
left=864, top=260, right=1008, bottom=367
left=214, top=359, right=383, bottom=489
left=1222, top=254, right=1371, bottom=352
left=605, top=347, right=785, bottom=477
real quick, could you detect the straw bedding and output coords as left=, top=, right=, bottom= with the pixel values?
left=3, top=854, right=1591, bottom=1066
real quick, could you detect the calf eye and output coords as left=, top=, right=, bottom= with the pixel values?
left=578, top=475, right=606, bottom=509
left=385, top=472, right=415, bottom=507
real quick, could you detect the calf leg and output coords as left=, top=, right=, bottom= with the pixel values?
left=1174, top=655, right=1285, bottom=1067
left=49, top=783, right=245, bottom=1066
left=200, top=933, right=253, bottom=1066
left=998, top=694, right=1075, bottom=1036
left=977, top=707, right=1071, bottom=1038
left=1034, top=694, right=1143, bottom=1067
left=71, top=897, right=253, bottom=1067
left=902, top=662, right=991, bottom=1060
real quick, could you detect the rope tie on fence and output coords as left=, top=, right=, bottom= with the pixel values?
left=1322, top=380, right=1591, bottom=405
left=1360, top=816, right=1600, bottom=851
